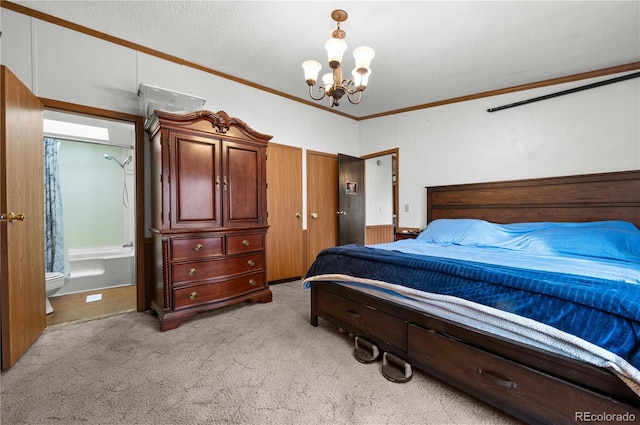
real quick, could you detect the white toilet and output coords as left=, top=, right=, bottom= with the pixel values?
left=45, top=272, right=65, bottom=314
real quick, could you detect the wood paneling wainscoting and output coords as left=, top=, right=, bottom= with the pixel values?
left=365, top=225, right=394, bottom=245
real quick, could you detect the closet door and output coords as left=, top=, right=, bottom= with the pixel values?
left=0, top=66, right=45, bottom=369
left=306, top=150, right=338, bottom=270
left=169, top=131, right=221, bottom=229
left=266, top=143, right=303, bottom=282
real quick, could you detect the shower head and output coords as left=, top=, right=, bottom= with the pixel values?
left=103, top=154, right=132, bottom=168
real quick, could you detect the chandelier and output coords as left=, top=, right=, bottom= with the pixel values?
left=301, top=9, right=375, bottom=107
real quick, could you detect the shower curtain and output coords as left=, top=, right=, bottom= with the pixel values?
left=44, top=137, right=66, bottom=274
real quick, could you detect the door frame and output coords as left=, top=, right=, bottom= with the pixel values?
left=40, top=98, right=147, bottom=312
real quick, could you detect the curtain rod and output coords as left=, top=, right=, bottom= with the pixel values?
left=487, top=71, right=640, bottom=113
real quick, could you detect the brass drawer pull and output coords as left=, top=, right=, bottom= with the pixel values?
left=187, top=268, right=196, bottom=277
left=248, top=279, right=256, bottom=286
left=188, top=291, right=198, bottom=300
left=242, top=239, right=250, bottom=247
left=193, top=243, right=203, bottom=252
left=247, top=259, right=255, bottom=267
left=346, top=309, right=361, bottom=319
left=477, top=368, right=518, bottom=389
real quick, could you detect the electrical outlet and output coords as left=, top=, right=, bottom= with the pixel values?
left=404, top=204, right=410, bottom=212
left=86, top=293, right=102, bottom=303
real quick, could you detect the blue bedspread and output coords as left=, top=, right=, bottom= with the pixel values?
left=305, top=243, right=640, bottom=370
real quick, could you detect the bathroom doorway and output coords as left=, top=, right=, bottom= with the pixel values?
left=42, top=100, right=145, bottom=326
left=362, top=148, right=399, bottom=244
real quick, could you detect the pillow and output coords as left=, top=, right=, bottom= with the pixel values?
left=417, top=218, right=541, bottom=246
left=503, top=221, right=640, bottom=263
left=418, top=218, right=640, bottom=263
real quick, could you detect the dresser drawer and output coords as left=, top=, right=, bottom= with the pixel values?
left=173, top=272, right=265, bottom=309
left=316, top=289, right=407, bottom=350
left=171, top=236, right=223, bottom=260
left=226, top=233, right=264, bottom=254
left=172, top=253, right=264, bottom=284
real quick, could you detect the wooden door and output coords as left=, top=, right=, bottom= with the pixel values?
left=0, top=66, right=45, bottom=369
left=169, top=131, right=221, bottom=229
left=338, top=153, right=365, bottom=245
left=266, top=143, right=303, bottom=282
left=224, top=140, right=266, bottom=227
left=306, top=150, right=338, bottom=270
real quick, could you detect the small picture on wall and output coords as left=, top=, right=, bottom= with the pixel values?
left=346, top=181, right=358, bottom=195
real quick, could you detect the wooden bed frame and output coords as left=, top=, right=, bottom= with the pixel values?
left=309, top=170, right=640, bottom=425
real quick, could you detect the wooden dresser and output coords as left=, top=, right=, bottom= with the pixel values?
left=146, top=110, right=272, bottom=331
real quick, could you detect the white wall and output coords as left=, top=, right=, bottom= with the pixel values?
left=1, top=10, right=361, bottom=149
left=361, top=73, right=640, bottom=229
left=3, top=8, right=639, bottom=233
left=1, top=9, right=360, bottom=232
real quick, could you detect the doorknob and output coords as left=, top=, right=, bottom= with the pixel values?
left=337, top=211, right=346, bottom=216
left=0, top=212, right=27, bottom=223
left=311, top=213, right=318, bottom=219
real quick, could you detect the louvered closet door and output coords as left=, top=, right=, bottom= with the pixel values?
left=223, top=141, right=266, bottom=227
left=169, top=132, right=221, bottom=229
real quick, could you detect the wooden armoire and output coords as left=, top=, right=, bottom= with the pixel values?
left=146, top=110, right=272, bottom=331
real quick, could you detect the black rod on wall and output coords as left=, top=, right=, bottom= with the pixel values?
left=487, top=71, right=640, bottom=113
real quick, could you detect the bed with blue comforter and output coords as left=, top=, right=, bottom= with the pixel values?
left=305, top=219, right=640, bottom=398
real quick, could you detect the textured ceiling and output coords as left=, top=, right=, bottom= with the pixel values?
left=11, top=1, right=640, bottom=119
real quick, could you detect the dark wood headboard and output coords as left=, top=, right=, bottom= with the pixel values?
left=426, top=170, right=640, bottom=229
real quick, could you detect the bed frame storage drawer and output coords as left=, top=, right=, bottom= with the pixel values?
left=408, top=324, right=639, bottom=425
left=316, top=289, right=407, bottom=351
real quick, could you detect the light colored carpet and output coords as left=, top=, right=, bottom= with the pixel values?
left=1, top=281, right=523, bottom=425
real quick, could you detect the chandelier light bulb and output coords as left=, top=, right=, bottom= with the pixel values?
left=325, top=38, right=348, bottom=69
left=302, top=60, right=322, bottom=85
left=322, top=73, right=334, bottom=91
left=353, top=46, right=375, bottom=72
left=352, top=68, right=372, bottom=89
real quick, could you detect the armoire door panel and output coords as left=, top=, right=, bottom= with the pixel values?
left=170, top=133, right=221, bottom=228
left=224, top=142, right=263, bottom=225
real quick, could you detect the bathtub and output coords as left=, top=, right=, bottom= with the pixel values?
left=53, top=246, right=135, bottom=296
